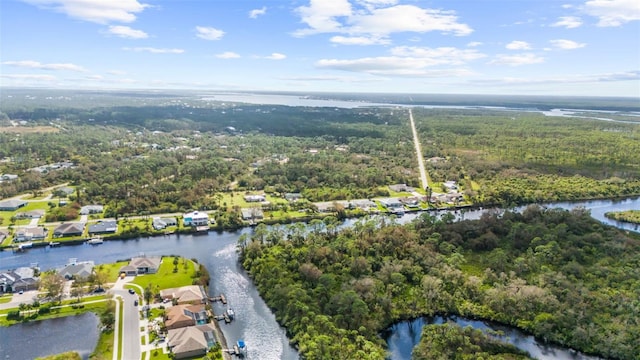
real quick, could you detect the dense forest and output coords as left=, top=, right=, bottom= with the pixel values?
left=239, top=207, right=640, bottom=359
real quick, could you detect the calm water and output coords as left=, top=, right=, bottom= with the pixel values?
left=384, top=316, right=601, bottom=360
left=0, top=197, right=638, bottom=360
left=0, top=312, right=99, bottom=360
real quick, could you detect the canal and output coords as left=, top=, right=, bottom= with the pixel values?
left=0, top=196, right=638, bottom=359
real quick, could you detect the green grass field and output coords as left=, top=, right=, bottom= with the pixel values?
left=130, top=257, right=196, bottom=291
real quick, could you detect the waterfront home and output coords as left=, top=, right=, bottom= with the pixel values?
left=53, top=222, right=85, bottom=237
left=160, top=285, right=207, bottom=305
left=182, top=211, right=209, bottom=227
left=119, top=256, right=161, bottom=276
left=88, top=220, right=118, bottom=234
left=15, top=227, right=47, bottom=242
left=241, top=208, right=264, bottom=221
left=0, top=199, right=27, bottom=211
left=152, top=217, right=178, bottom=230
left=167, top=323, right=216, bottom=359
left=165, top=304, right=208, bottom=330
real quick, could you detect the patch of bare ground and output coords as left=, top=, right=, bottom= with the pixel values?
left=0, top=126, right=60, bottom=133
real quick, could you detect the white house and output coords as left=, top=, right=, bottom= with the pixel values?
left=183, top=211, right=209, bottom=227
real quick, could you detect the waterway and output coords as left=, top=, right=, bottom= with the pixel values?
left=384, top=316, right=600, bottom=360
left=0, top=197, right=638, bottom=359
left=0, top=312, right=99, bottom=360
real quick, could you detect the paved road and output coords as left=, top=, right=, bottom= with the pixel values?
left=409, top=109, right=429, bottom=190
left=111, top=278, right=141, bottom=360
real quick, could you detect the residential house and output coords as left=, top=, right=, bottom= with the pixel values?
left=241, top=208, right=264, bottom=221
left=15, top=227, right=47, bottom=242
left=284, top=193, right=302, bottom=202
left=399, top=197, right=422, bottom=209
left=130, top=256, right=161, bottom=274
left=152, top=217, right=178, bottom=230
left=0, top=199, right=27, bottom=211
left=55, top=186, right=75, bottom=197
left=183, top=211, right=209, bottom=227
left=0, top=267, right=38, bottom=293
left=443, top=181, right=459, bottom=191
left=243, top=194, right=266, bottom=202
left=348, top=199, right=377, bottom=212
left=0, top=174, right=18, bottom=182
left=389, top=183, right=415, bottom=193
left=58, top=260, right=94, bottom=280
left=165, top=304, right=208, bottom=330
left=80, top=205, right=104, bottom=215
left=15, top=209, right=45, bottom=219
left=167, top=323, right=216, bottom=359
left=88, top=220, right=118, bottom=234
left=53, top=223, right=85, bottom=237
left=160, top=285, right=207, bottom=305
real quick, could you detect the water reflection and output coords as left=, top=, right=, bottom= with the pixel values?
left=0, top=312, right=99, bottom=360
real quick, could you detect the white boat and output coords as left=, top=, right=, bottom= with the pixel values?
left=87, top=237, right=104, bottom=245
left=49, top=241, right=61, bottom=247
left=17, top=242, right=33, bottom=250
left=226, top=307, right=235, bottom=320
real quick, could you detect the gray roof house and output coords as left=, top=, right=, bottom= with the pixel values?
left=80, top=205, right=104, bottom=215
left=0, top=267, right=38, bottom=293
left=59, top=261, right=94, bottom=280
left=88, top=220, right=118, bottom=234
left=15, top=227, right=47, bottom=242
left=0, top=199, right=28, bottom=211
left=241, top=208, right=264, bottom=221
left=53, top=223, right=85, bottom=237
left=120, top=256, right=162, bottom=275
left=16, top=209, right=46, bottom=219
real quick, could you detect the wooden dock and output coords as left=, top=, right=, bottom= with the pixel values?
left=214, top=312, right=232, bottom=323
left=209, top=293, right=227, bottom=304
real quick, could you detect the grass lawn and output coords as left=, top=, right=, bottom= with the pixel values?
left=0, top=294, right=12, bottom=304
left=0, top=298, right=109, bottom=326
left=131, top=257, right=197, bottom=291
left=89, top=328, right=114, bottom=360
left=36, top=352, right=82, bottom=360
left=218, top=191, right=288, bottom=209
left=94, top=261, right=130, bottom=282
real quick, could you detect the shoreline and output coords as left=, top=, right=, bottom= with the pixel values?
left=3, top=193, right=640, bottom=252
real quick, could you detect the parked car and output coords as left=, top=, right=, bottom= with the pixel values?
left=128, top=288, right=135, bottom=295
left=134, top=300, right=138, bottom=306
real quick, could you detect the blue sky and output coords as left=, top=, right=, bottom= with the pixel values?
left=1, top=0, right=639, bottom=97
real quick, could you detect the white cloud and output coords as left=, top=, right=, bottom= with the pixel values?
left=294, top=1, right=472, bottom=38
left=316, top=45, right=484, bottom=76
left=474, top=70, right=639, bottom=86
left=506, top=41, right=532, bottom=50
left=107, top=25, right=148, bottom=39
left=249, top=6, right=266, bottom=18
left=195, top=26, right=225, bottom=40
left=551, top=16, right=583, bottom=28
left=467, top=41, right=483, bottom=47
left=489, top=53, right=545, bottom=66
left=330, top=35, right=390, bottom=45
left=584, top=0, right=640, bottom=26
left=2, top=60, right=87, bottom=72
left=123, top=47, right=184, bottom=54
left=1, top=74, right=57, bottom=81
left=216, top=52, right=241, bottom=59
left=108, top=70, right=127, bottom=75
left=550, top=39, right=586, bottom=49
left=21, top=0, right=148, bottom=24
left=265, top=53, right=287, bottom=60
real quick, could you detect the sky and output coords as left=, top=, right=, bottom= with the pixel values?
left=1, top=0, right=639, bottom=97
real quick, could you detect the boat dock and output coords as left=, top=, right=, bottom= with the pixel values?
left=222, top=340, right=247, bottom=357
left=214, top=307, right=235, bottom=324
left=209, top=293, right=227, bottom=304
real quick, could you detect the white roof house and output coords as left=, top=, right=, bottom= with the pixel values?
left=183, top=211, right=209, bottom=227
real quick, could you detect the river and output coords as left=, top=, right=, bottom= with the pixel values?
left=0, top=197, right=638, bottom=360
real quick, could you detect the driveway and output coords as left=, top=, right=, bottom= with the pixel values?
left=0, top=290, right=40, bottom=310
